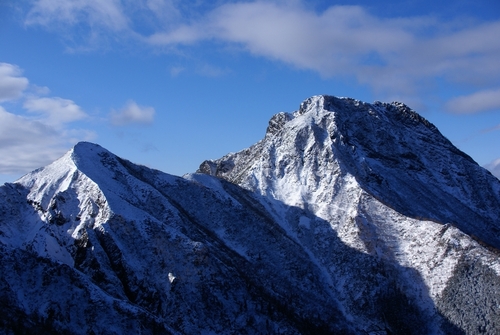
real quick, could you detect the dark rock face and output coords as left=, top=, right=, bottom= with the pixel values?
left=266, top=111, right=294, bottom=136
left=437, top=259, right=500, bottom=334
left=1, top=96, right=500, bottom=334
left=0, top=245, right=173, bottom=335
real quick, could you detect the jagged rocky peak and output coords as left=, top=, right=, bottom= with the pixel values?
left=198, top=94, right=450, bottom=180
left=16, top=142, right=117, bottom=203
left=294, top=95, right=436, bottom=133
left=199, top=94, right=500, bottom=249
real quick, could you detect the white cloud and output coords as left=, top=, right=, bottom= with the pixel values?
left=0, top=106, right=72, bottom=174
left=485, top=158, right=500, bottom=180
left=24, top=97, right=88, bottom=127
left=445, top=88, right=500, bottom=114
left=0, top=63, right=29, bottom=102
left=110, top=100, right=155, bottom=126
left=0, top=103, right=95, bottom=175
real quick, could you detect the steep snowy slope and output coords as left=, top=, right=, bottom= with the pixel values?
left=199, top=95, right=500, bottom=334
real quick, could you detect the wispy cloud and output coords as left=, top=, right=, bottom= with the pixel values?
left=482, top=124, right=500, bottom=134
left=445, top=88, right=500, bottom=114
left=0, top=63, right=29, bottom=102
left=197, top=64, right=230, bottom=77
left=24, top=0, right=189, bottom=49
left=169, top=65, right=185, bottom=77
left=24, top=0, right=131, bottom=50
left=110, top=100, right=155, bottom=126
left=0, top=61, right=157, bottom=177
left=25, top=0, right=129, bottom=31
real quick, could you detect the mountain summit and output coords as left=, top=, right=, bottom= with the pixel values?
left=1, top=95, right=500, bottom=334
left=200, top=95, right=500, bottom=248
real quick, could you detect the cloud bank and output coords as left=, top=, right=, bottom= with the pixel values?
left=0, top=106, right=70, bottom=174
left=0, top=62, right=96, bottom=175
left=0, top=60, right=159, bottom=177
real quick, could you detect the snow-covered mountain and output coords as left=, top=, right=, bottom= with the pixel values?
left=1, top=95, right=500, bottom=334
left=200, top=95, right=500, bottom=249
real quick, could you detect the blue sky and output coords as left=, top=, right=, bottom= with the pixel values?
left=1, top=0, right=500, bottom=184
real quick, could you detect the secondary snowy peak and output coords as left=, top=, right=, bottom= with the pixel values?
left=1, top=143, right=121, bottom=265
left=17, top=142, right=112, bottom=191
left=199, top=95, right=500, bottom=249
left=14, top=142, right=119, bottom=220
